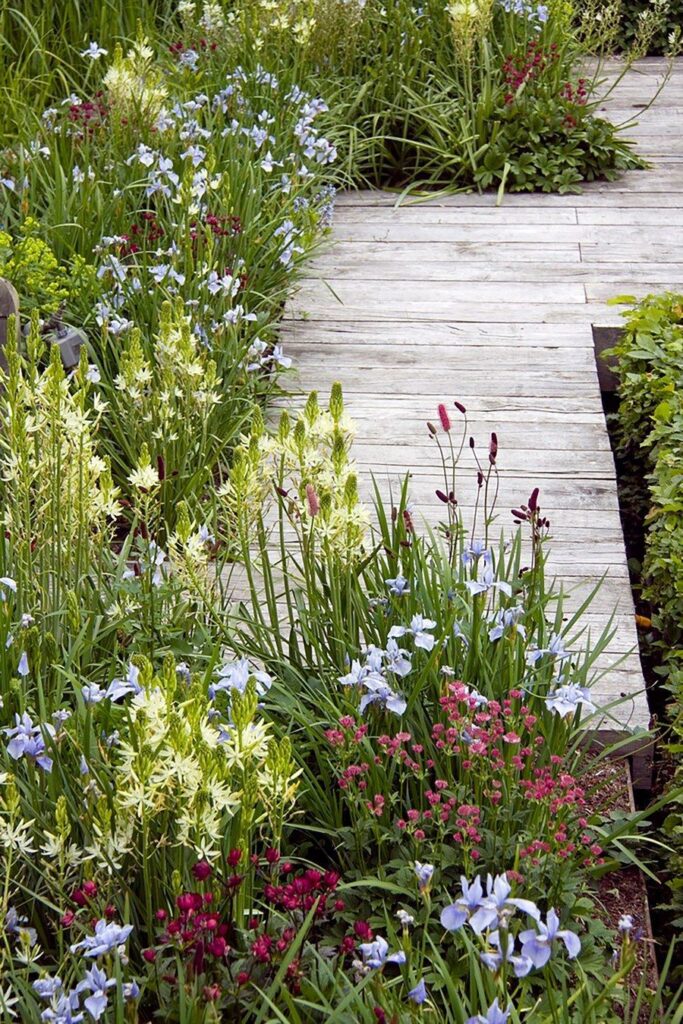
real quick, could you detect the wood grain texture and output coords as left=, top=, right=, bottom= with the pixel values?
left=278, top=60, right=683, bottom=742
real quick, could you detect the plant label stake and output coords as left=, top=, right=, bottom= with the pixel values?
left=52, top=323, right=86, bottom=370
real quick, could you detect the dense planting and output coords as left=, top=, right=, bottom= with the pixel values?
left=0, top=1, right=681, bottom=1021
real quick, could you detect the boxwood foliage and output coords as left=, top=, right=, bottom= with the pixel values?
left=610, top=291, right=683, bottom=926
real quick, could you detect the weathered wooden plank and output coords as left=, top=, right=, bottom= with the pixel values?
left=578, top=207, right=683, bottom=224
left=286, top=342, right=600, bottom=369
left=282, top=321, right=595, bottom=345
left=304, top=259, right=683, bottom=283
left=586, top=282, right=683, bottom=301
left=326, top=221, right=681, bottom=242
left=336, top=207, right=580, bottom=224
left=287, top=301, right=622, bottom=324
left=295, top=279, right=587, bottom=305
left=580, top=242, right=683, bottom=263
left=293, top=368, right=601, bottom=397
left=312, top=239, right=583, bottom=261
left=332, top=191, right=683, bottom=209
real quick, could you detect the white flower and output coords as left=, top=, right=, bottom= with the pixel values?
left=82, top=41, right=108, bottom=60
left=128, top=464, right=160, bottom=491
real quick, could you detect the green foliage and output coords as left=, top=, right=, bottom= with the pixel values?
left=609, top=291, right=683, bottom=931
left=611, top=0, right=683, bottom=55
left=473, top=93, right=643, bottom=193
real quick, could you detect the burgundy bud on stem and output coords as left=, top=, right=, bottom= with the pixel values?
left=528, top=487, right=539, bottom=512
left=477, top=471, right=484, bottom=487
left=157, top=455, right=166, bottom=481
left=469, top=436, right=475, bottom=449
left=489, top=432, right=498, bottom=465
left=454, top=401, right=467, bottom=414
left=305, top=484, right=319, bottom=517
left=438, top=403, right=451, bottom=432
left=276, top=486, right=289, bottom=498
left=436, top=489, right=449, bottom=504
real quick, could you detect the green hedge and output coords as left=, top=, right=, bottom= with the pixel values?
left=611, top=292, right=683, bottom=926
left=612, top=0, right=683, bottom=55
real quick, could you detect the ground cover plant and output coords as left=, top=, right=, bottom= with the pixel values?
left=1, top=1, right=683, bottom=1021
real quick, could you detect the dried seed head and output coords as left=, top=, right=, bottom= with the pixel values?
left=427, top=422, right=438, bottom=436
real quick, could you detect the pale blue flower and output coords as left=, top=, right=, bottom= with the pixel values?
left=462, top=540, right=490, bottom=567
left=452, top=621, right=470, bottom=646
left=545, top=683, right=596, bottom=718
left=488, top=606, right=526, bottom=642
left=40, top=990, right=84, bottom=1023
left=17, top=651, right=29, bottom=676
left=358, top=935, right=406, bottom=969
left=465, top=565, right=512, bottom=599
left=389, top=614, right=437, bottom=651
left=384, top=639, right=412, bottom=678
left=386, top=574, right=410, bottom=596
left=179, top=49, right=199, bottom=70
left=440, top=875, right=484, bottom=932
left=82, top=683, right=105, bottom=705
left=338, top=659, right=366, bottom=687
left=81, top=42, right=108, bottom=59
left=33, top=977, right=63, bottom=1000
left=408, top=978, right=428, bottom=1004
left=123, top=981, right=140, bottom=1001
left=76, top=964, right=116, bottom=1021
left=0, top=576, right=17, bottom=598
left=618, top=914, right=634, bottom=935
left=359, top=677, right=407, bottom=717
left=4, top=712, right=54, bottom=772
left=466, top=998, right=511, bottom=1024
left=519, top=908, right=581, bottom=968
left=70, top=920, right=133, bottom=958
left=479, top=930, right=533, bottom=977
left=527, top=633, right=569, bottom=664
left=182, top=145, right=205, bottom=166
left=210, top=657, right=271, bottom=699
left=105, top=663, right=142, bottom=702
left=414, top=861, right=434, bottom=892
left=469, top=874, right=539, bottom=934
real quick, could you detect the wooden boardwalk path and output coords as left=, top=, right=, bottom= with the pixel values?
left=281, top=59, right=683, bottom=782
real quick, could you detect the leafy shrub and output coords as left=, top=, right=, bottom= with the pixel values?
left=609, top=292, right=683, bottom=931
